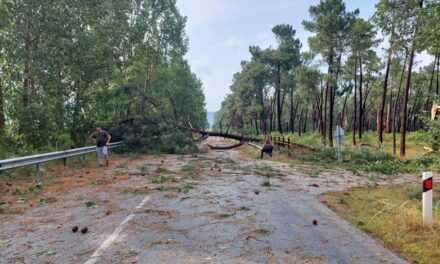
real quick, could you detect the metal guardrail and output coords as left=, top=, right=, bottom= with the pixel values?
left=0, top=142, right=122, bottom=171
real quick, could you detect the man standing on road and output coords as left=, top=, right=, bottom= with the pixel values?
left=90, top=127, right=112, bottom=167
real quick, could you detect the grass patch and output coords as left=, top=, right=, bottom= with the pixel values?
left=322, top=184, right=440, bottom=264
left=155, top=166, right=172, bottom=174
left=155, top=183, right=194, bottom=193
left=278, top=131, right=430, bottom=159
left=241, top=140, right=436, bottom=175
left=180, top=158, right=214, bottom=176
left=151, top=175, right=177, bottom=184
left=85, top=201, right=97, bottom=208
left=255, top=131, right=440, bottom=175
left=240, top=164, right=285, bottom=178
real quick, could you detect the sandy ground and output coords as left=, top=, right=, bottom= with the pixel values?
left=0, top=138, right=414, bottom=264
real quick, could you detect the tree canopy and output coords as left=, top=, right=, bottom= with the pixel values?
left=214, top=0, right=439, bottom=158
left=0, top=0, right=207, bottom=158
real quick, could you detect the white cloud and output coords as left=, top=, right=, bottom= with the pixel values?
left=177, top=0, right=238, bottom=32
left=415, top=51, right=434, bottom=70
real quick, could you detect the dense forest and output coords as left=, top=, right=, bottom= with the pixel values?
left=214, top=0, right=440, bottom=158
left=0, top=0, right=207, bottom=158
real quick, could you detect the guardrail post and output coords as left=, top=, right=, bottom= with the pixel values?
left=63, top=158, right=67, bottom=166
left=422, top=172, right=433, bottom=227
left=36, top=164, right=43, bottom=185
left=288, top=137, right=291, bottom=149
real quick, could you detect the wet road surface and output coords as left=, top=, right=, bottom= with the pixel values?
left=0, top=142, right=410, bottom=264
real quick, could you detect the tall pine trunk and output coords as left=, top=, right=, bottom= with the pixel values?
left=323, top=81, right=328, bottom=145
left=437, top=52, right=440, bottom=95
left=289, top=86, right=296, bottom=133
left=428, top=54, right=438, bottom=93
left=378, top=47, right=393, bottom=144
left=353, top=59, right=358, bottom=146
left=0, top=79, right=4, bottom=131
left=327, top=52, right=335, bottom=147
left=393, top=51, right=408, bottom=155
left=386, top=101, right=392, bottom=133
left=257, top=83, right=267, bottom=134
left=276, top=63, right=283, bottom=133
left=400, top=0, right=423, bottom=158
left=303, top=109, right=308, bottom=133
left=358, top=55, right=363, bottom=140
left=319, top=80, right=325, bottom=143
left=400, top=47, right=416, bottom=157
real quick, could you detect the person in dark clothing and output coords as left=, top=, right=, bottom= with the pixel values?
left=90, top=127, right=112, bottom=167
left=261, top=138, right=273, bottom=159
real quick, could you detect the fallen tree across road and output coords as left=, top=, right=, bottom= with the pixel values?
left=189, top=128, right=261, bottom=143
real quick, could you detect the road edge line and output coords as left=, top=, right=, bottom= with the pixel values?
left=84, top=195, right=150, bottom=264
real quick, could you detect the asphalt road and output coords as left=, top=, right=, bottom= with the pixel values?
left=0, top=142, right=410, bottom=264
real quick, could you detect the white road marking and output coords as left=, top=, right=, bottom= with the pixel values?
left=84, top=196, right=151, bottom=264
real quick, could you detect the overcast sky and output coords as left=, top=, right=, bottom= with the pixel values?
left=176, top=0, right=431, bottom=112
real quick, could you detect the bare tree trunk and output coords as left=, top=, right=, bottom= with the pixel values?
left=358, top=55, right=363, bottom=140
left=291, top=102, right=300, bottom=133
left=385, top=100, right=392, bottom=133
left=269, top=98, right=275, bottom=132
left=429, top=54, right=438, bottom=93
left=400, top=47, right=416, bottom=158
left=323, top=81, right=328, bottom=145
left=0, top=79, right=4, bottom=131
left=400, top=0, right=424, bottom=158
left=319, top=80, right=325, bottom=143
left=276, top=63, right=283, bottom=133
left=341, top=92, right=349, bottom=127
left=379, top=47, right=392, bottom=144
left=257, top=83, right=267, bottom=134
left=303, top=109, right=308, bottom=133
left=289, top=93, right=298, bottom=133
left=437, top=52, right=440, bottom=95
left=327, top=52, right=336, bottom=147
left=393, top=51, right=408, bottom=155
left=353, top=59, right=358, bottom=146
left=254, top=115, right=260, bottom=135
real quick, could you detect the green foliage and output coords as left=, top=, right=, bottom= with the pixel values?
left=151, top=175, right=177, bottom=184
left=0, top=0, right=206, bottom=157
left=419, top=117, right=440, bottom=151
left=297, top=146, right=409, bottom=175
